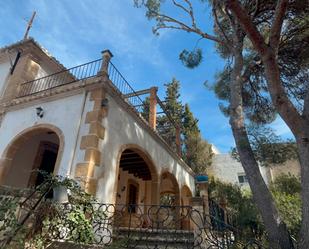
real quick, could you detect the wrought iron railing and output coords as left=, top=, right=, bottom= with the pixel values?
left=0, top=191, right=265, bottom=249
left=17, top=57, right=182, bottom=156
left=107, top=61, right=148, bottom=113
left=18, top=58, right=103, bottom=97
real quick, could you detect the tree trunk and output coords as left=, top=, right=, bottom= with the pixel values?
left=297, top=137, right=309, bottom=248
left=229, top=46, right=294, bottom=249
left=261, top=52, right=309, bottom=249
left=224, top=2, right=308, bottom=246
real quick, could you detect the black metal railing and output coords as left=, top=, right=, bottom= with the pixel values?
left=107, top=61, right=182, bottom=154
left=18, top=58, right=103, bottom=97
left=107, top=61, right=148, bottom=113
left=17, top=57, right=182, bottom=156
left=0, top=191, right=265, bottom=249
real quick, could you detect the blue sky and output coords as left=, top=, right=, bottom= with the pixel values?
left=0, top=0, right=292, bottom=152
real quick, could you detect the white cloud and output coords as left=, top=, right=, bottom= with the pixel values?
left=30, top=0, right=169, bottom=70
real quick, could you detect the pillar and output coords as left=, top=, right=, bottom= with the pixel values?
left=151, top=180, right=160, bottom=205
left=149, top=87, right=158, bottom=130
left=197, top=181, right=210, bottom=216
left=98, top=49, right=113, bottom=76
left=75, top=88, right=107, bottom=195
left=175, top=126, right=182, bottom=156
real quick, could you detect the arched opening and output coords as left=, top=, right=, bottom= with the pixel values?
left=159, top=171, right=180, bottom=206
left=159, top=171, right=181, bottom=229
left=115, top=147, right=159, bottom=211
left=0, top=125, right=63, bottom=189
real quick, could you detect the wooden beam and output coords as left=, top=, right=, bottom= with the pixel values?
left=120, top=156, right=143, bottom=161
left=123, top=88, right=153, bottom=99
left=120, top=164, right=148, bottom=170
left=120, top=160, right=146, bottom=165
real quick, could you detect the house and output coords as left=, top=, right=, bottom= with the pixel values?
left=0, top=38, right=195, bottom=209
left=208, top=146, right=300, bottom=188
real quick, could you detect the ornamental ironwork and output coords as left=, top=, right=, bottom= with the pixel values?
left=0, top=186, right=265, bottom=249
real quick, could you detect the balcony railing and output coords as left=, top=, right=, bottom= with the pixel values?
left=107, top=61, right=147, bottom=113
left=17, top=57, right=182, bottom=157
left=18, top=58, right=103, bottom=97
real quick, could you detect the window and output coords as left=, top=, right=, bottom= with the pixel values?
left=238, top=173, right=248, bottom=184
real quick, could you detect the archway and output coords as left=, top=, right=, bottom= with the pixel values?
left=158, top=171, right=181, bottom=229
left=115, top=146, right=159, bottom=211
left=0, top=124, right=64, bottom=188
left=159, top=171, right=180, bottom=206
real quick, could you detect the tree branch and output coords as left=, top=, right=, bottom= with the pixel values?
left=269, top=0, right=289, bottom=51
left=152, top=11, right=225, bottom=44
left=172, top=0, right=190, bottom=15
left=183, top=0, right=196, bottom=28
left=226, top=0, right=303, bottom=136
left=212, top=3, right=232, bottom=45
left=225, top=0, right=269, bottom=55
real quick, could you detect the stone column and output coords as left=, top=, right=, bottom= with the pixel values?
left=98, top=50, right=113, bottom=76
left=151, top=180, right=160, bottom=205
left=190, top=197, right=209, bottom=249
left=190, top=179, right=211, bottom=248
left=197, top=181, right=210, bottom=217
left=75, top=88, right=107, bottom=195
left=149, top=87, right=158, bottom=130
left=175, top=126, right=181, bottom=156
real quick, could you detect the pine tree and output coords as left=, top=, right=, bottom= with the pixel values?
left=140, top=96, right=150, bottom=121
left=182, top=104, right=213, bottom=174
left=157, top=78, right=183, bottom=150
left=157, top=79, right=213, bottom=173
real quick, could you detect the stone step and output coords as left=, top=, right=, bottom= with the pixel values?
left=114, top=227, right=195, bottom=249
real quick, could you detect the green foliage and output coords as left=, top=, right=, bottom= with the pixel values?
left=184, top=131, right=213, bottom=174
left=160, top=193, right=176, bottom=206
left=271, top=174, right=301, bottom=195
left=272, top=192, right=301, bottom=238
left=212, top=2, right=309, bottom=116
left=1, top=176, right=104, bottom=249
left=141, top=96, right=150, bottom=121
left=208, top=178, right=265, bottom=241
left=42, top=204, right=95, bottom=244
left=135, top=0, right=307, bottom=245
left=231, top=125, right=298, bottom=167
left=270, top=174, right=301, bottom=238
left=157, top=78, right=213, bottom=173
left=0, top=195, right=22, bottom=248
left=214, top=62, right=277, bottom=125
left=157, top=78, right=183, bottom=149
left=209, top=174, right=302, bottom=240
left=134, top=0, right=162, bottom=20
left=179, top=49, right=203, bottom=69
left=182, top=104, right=213, bottom=173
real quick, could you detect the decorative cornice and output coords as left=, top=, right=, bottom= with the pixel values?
left=1, top=77, right=102, bottom=112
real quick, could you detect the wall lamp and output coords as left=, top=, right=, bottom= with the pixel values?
left=101, top=98, right=109, bottom=107
left=36, top=107, right=44, bottom=118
